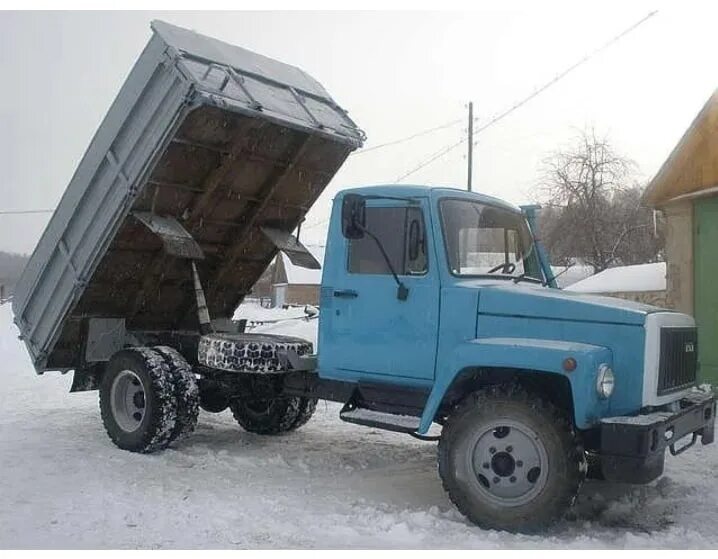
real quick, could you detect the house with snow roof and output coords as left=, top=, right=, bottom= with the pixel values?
left=549, top=264, right=594, bottom=288
left=565, top=262, right=667, bottom=307
left=643, top=89, right=718, bottom=384
left=270, top=245, right=324, bottom=307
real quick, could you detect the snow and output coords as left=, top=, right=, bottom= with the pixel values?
left=232, top=301, right=319, bottom=343
left=550, top=265, right=595, bottom=288
left=2, top=301, right=718, bottom=548
left=280, top=245, right=325, bottom=285
left=566, top=262, right=667, bottom=294
left=233, top=301, right=311, bottom=324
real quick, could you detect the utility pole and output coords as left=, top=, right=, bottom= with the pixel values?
left=467, top=101, right=474, bottom=191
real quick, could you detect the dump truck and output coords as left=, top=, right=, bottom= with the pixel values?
left=13, top=21, right=715, bottom=533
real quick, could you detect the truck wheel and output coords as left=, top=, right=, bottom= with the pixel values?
left=229, top=375, right=316, bottom=434
left=290, top=397, right=318, bottom=430
left=438, top=385, right=586, bottom=533
left=99, top=348, right=177, bottom=453
left=153, top=346, right=199, bottom=443
left=229, top=396, right=301, bottom=435
left=197, top=333, right=313, bottom=373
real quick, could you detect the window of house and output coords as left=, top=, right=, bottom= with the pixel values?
left=348, top=206, right=428, bottom=275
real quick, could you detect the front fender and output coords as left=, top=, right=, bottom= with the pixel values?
left=418, top=337, right=613, bottom=433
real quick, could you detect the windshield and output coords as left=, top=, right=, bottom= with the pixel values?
left=439, top=198, right=542, bottom=281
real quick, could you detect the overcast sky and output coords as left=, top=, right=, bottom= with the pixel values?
left=1, top=6, right=716, bottom=254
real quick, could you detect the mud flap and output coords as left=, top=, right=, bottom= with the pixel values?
left=70, top=366, right=102, bottom=392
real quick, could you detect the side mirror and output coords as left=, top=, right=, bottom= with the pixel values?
left=341, top=194, right=366, bottom=239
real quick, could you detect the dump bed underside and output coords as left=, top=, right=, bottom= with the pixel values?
left=47, top=106, right=349, bottom=368
left=13, top=20, right=363, bottom=371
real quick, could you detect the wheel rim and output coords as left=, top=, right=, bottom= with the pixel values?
left=469, top=419, right=549, bottom=507
left=110, top=370, right=146, bottom=433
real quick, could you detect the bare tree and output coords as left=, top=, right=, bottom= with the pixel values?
left=537, top=129, right=663, bottom=272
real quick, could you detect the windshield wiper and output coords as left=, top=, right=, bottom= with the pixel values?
left=542, top=262, right=575, bottom=287
left=513, top=272, right=541, bottom=284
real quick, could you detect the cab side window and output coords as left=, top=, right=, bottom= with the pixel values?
left=348, top=206, right=427, bottom=275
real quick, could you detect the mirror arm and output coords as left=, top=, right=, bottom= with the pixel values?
left=356, top=222, right=409, bottom=301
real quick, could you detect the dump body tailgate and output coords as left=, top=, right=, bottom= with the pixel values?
left=12, top=21, right=364, bottom=372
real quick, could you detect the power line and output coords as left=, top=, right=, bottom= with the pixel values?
left=395, top=137, right=466, bottom=182
left=0, top=209, right=54, bottom=215
left=353, top=117, right=464, bottom=156
left=394, top=10, right=658, bottom=183
left=2, top=12, right=659, bottom=218
left=471, top=10, right=658, bottom=145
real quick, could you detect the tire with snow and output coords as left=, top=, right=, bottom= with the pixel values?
left=99, top=347, right=178, bottom=453
left=289, top=396, right=318, bottom=430
left=228, top=376, right=316, bottom=435
left=197, top=332, right=312, bottom=373
left=153, top=346, right=199, bottom=443
left=229, top=396, right=300, bottom=435
left=438, top=384, right=586, bottom=533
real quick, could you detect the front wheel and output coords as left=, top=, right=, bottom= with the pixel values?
left=438, top=385, right=586, bottom=533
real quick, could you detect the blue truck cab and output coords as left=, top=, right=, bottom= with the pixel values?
left=302, top=184, right=714, bottom=530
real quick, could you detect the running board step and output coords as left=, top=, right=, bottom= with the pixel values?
left=339, top=406, right=421, bottom=434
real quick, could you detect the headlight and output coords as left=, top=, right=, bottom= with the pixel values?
left=596, top=364, right=615, bottom=399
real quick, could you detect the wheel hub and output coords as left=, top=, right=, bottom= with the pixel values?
left=490, top=451, right=516, bottom=477
left=471, top=420, right=549, bottom=506
left=110, top=370, right=147, bottom=433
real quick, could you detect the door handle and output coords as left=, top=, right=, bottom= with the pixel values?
left=333, top=289, right=358, bottom=298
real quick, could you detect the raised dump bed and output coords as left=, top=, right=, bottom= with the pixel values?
left=13, top=20, right=364, bottom=372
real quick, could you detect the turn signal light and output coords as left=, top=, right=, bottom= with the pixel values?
left=562, top=357, right=577, bottom=372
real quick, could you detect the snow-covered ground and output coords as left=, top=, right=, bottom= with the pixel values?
left=1, top=301, right=717, bottom=549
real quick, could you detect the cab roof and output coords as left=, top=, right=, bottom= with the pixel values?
left=341, top=184, right=523, bottom=213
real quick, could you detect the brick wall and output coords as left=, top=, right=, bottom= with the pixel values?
left=284, top=284, right=320, bottom=306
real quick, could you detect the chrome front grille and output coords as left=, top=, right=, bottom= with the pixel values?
left=657, top=327, right=698, bottom=396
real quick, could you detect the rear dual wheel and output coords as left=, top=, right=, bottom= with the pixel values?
left=99, top=347, right=199, bottom=453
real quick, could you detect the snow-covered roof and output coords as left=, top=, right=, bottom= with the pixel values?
left=550, top=265, right=594, bottom=288
left=566, top=262, right=666, bottom=294
left=278, top=245, right=325, bottom=285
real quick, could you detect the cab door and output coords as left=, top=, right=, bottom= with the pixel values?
left=319, top=198, right=440, bottom=382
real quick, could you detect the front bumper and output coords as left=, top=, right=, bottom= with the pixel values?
left=598, top=391, right=715, bottom=483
